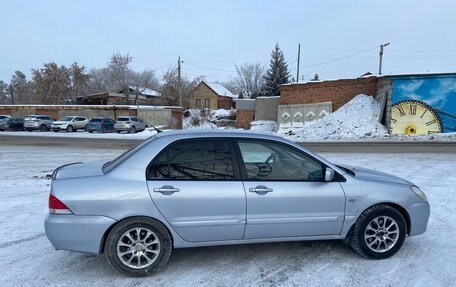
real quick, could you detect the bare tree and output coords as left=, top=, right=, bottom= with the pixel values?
left=0, top=80, right=8, bottom=104
left=229, top=62, right=265, bottom=98
left=159, top=67, right=203, bottom=107
left=130, top=70, right=159, bottom=105
left=106, top=53, right=133, bottom=104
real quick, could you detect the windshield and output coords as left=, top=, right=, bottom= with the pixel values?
left=59, top=116, right=74, bottom=121
left=90, top=118, right=102, bottom=122
left=102, top=135, right=158, bottom=174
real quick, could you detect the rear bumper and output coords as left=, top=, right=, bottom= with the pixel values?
left=44, top=214, right=116, bottom=255
left=406, top=202, right=430, bottom=236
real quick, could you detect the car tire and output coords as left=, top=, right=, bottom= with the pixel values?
left=67, top=125, right=74, bottom=132
left=53, top=130, right=58, bottom=133
left=350, top=204, right=407, bottom=259
left=129, top=126, right=136, bottom=133
left=105, top=217, right=172, bottom=277
left=88, top=130, right=93, bottom=133
left=40, top=124, right=47, bottom=132
left=27, top=128, right=32, bottom=132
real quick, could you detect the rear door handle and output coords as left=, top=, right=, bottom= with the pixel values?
left=153, top=185, right=180, bottom=195
left=249, top=185, right=273, bottom=195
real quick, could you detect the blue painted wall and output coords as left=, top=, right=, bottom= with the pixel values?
left=391, top=74, right=456, bottom=133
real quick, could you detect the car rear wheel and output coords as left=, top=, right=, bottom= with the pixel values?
left=350, top=204, right=407, bottom=259
left=105, top=217, right=172, bottom=277
left=66, top=125, right=74, bottom=132
left=40, top=124, right=47, bottom=132
left=129, top=126, right=136, bottom=133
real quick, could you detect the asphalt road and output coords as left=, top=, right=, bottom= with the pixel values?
left=1, top=134, right=455, bottom=153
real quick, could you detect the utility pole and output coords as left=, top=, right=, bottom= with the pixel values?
left=9, top=83, right=15, bottom=105
left=177, top=56, right=182, bottom=107
left=378, top=42, right=390, bottom=75
left=296, top=43, right=301, bottom=82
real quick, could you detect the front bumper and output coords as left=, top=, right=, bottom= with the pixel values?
left=406, top=202, right=430, bottom=236
left=45, top=214, right=116, bottom=255
left=51, top=125, right=68, bottom=131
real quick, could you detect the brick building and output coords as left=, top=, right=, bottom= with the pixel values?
left=280, top=76, right=378, bottom=110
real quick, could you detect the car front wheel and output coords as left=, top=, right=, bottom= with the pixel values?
left=105, top=217, right=172, bottom=277
left=350, top=204, right=407, bottom=259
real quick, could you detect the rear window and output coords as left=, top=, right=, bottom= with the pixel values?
left=25, top=116, right=37, bottom=120
left=103, top=136, right=158, bottom=173
left=37, top=116, right=49, bottom=120
left=117, top=117, right=130, bottom=121
left=90, top=118, right=102, bottom=122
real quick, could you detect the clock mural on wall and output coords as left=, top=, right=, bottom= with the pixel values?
left=390, top=100, right=443, bottom=134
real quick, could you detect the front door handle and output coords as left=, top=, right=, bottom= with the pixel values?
left=249, top=185, right=273, bottom=195
left=153, top=185, right=180, bottom=195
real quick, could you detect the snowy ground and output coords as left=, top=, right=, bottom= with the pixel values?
left=0, top=146, right=454, bottom=286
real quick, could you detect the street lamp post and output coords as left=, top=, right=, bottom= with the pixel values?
left=379, top=42, right=390, bottom=75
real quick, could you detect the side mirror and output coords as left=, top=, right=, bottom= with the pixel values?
left=325, top=168, right=335, bottom=182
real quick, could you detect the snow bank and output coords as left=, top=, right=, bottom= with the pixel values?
left=281, top=94, right=389, bottom=141
left=250, top=120, right=278, bottom=133
left=183, top=109, right=236, bottom=129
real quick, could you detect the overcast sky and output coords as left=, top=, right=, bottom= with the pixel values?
left=2, top=0, right=456, bottom=83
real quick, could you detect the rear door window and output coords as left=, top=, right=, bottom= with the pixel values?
left=148, top=139, right=236, bottom=180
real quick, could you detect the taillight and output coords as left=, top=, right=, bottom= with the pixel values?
left=49, top=194, right=72, bottom=214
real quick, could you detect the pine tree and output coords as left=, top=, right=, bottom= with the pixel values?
left=263, top=43, right=290, bottom=97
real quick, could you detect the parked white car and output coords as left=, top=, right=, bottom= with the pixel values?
left=114, top=116, right=147, bottom=133
left=51, top=116, right=89, bottom=132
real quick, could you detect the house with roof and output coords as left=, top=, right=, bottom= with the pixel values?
left=188, top=81, right=237, bottom=110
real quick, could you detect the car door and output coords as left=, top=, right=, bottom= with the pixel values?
left=146, top=138, right=246, bottom=242
left=235, top=139, right=346, bottom=239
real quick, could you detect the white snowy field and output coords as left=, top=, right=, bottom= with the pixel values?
left=0, top=146, right=455, bottom=287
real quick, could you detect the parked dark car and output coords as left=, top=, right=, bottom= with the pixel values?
left=0, top=118, right=24, bottom=131
left=86, top=117, right=116, bottom=133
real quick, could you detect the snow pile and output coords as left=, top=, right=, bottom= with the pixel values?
left=250, top=120, right=278, bottom=133
left=183, top=109, right=236, bottom=129
left=281, top=94, right=389, bottom=141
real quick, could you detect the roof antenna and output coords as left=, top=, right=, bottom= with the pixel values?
left=149, top=123, right=162, bottom=133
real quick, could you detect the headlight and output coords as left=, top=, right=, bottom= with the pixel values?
left=411, top=186, right=428, bottom=202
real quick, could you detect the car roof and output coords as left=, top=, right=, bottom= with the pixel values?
left=153, top=129, right=292, bottom=143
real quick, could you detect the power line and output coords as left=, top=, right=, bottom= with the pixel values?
left=300, top=46, right=379, bottom=69
left=184, top=62, right=237, bottom=73
left=151, top=62, right=175, bottom=71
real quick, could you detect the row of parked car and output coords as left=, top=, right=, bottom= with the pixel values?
left=0, top=115, right=148, bottom=133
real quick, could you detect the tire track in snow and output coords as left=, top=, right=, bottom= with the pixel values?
left=0, top=233, right=45, bottom=248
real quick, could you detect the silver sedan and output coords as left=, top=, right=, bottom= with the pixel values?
left=44, top=130, right=430, bottom=276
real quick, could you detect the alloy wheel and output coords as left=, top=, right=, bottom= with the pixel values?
left=116, top=227, right=161, bottom=269
left=364, top=216, right=399, bottom=253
